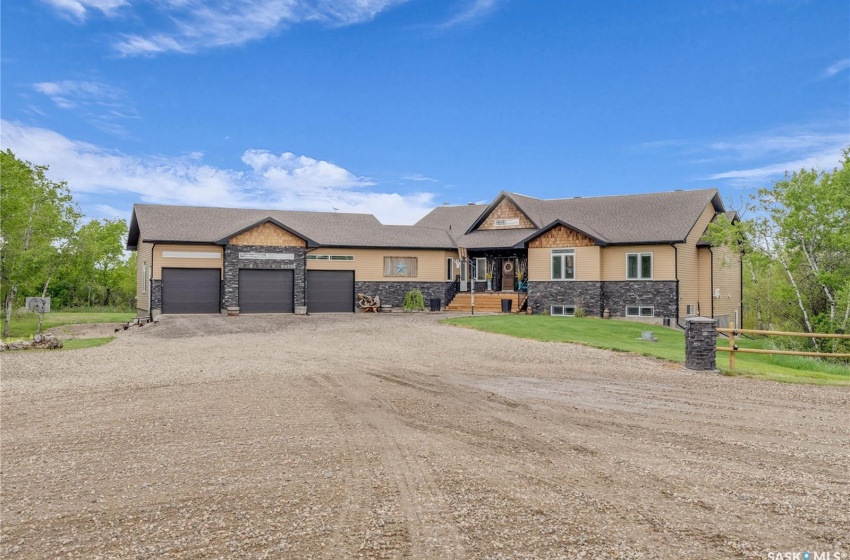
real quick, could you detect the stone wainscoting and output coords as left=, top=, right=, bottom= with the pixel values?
left=528, top=280, right=678, bottom=319
left=355, top=281, right=451, bottom=309
left=150, top=279, right=163, bottom=316
left=527, top=281, right=603, bottom=316
left=601, top=281, right=677, bottom=319
left=223, top=245, right=307, bottom=309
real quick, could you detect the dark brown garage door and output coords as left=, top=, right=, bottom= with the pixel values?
left=161, top=268, right=221, bottom=314
left=307, top=270, right=354, bottom=313
left=238, top=269, right=294, bottom=313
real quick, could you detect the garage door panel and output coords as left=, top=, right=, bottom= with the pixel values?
left=239, top=269, right=294, bottom=313
left=162, top=268, right=220, bottom=314
left=307, top=270, right=354, bottom=313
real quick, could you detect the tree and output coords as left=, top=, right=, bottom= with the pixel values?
left=0, top=150, right=80, bottom=338
left=725, top=148, right=850, bottom=349
left=60, top=219, right=132, bottom=307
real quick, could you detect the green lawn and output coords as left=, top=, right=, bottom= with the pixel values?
left=442, top=315, right=850, bottom=385
left=2, top=310, right=134, bottom=343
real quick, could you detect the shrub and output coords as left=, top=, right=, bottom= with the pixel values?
left=574, top=306, right=586, bottom=318
left=403, top=289, right=425, bottom=311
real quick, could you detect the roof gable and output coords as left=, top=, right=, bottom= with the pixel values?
left=521, top=221, right=607, bottom=248
left=220, top=218, right=316, bottom=247
left=466, top=192, right=539, bottom=234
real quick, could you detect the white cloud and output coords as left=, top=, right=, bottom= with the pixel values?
left=822, top=58, right=850, bottom=78
left=32, top=80, right=138, bottom=136
left=0, top=120, right=436, bottom=224
left=41, top=0, right=128, bottom=20
left=111, top=0, right=410, bottom=56
left=705, top=146, right=846, bottom=185
left=707, top=132, right=848, bottom=161
left=438, top=0, right=498, bottom=29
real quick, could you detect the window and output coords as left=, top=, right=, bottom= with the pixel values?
left=551, top=305, right=576, bottom=316
left=142, top=263, right=148, bottom=293
left=307, top=254, right=354, bottom=261
left=474, top=258, right=487, bottom=281
left=626, top=305, right=655, bottom=317
left=686, top=304, right=697, bottom=316
left=551, top=249, right=575, bottom=280
left=384, top=256, right=418, bottom=277
left=447, top=257, right=454, bottom=281
left=627, top=253, right=653, bottom=280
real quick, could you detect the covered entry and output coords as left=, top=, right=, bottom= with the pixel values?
left=238, top=269, right=294, bottom=313
left=307, top=270, right=354, bottom=313
left=162, top=268, right=221, bottom=314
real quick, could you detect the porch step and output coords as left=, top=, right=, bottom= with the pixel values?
left=446, top=292, right=524, bottom=313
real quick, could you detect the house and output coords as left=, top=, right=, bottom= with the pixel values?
left=126, top=188, right=742, bottom=327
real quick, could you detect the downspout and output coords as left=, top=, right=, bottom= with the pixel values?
left=671, top=243, right=684, bottom=330
left=708, top=246, right=714, bottom=319
left=150, top=242, right=155, bottom=321
left=739, top=251, right=744, bottom=328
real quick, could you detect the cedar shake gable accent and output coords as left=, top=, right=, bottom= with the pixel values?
left=465, top=192, right=539, bottom=234
left=517, top=220, right=608, bottom=249
left=216, top=217, right=318, bottom=247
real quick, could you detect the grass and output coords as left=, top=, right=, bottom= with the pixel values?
left=1, top=310, right=134, bottom=341
left=62, top=336, right=115, bottom=350
left=442, top=315, right=850, bottom=385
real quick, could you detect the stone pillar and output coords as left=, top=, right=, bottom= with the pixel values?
left=685, top=317, right=717, bottom=371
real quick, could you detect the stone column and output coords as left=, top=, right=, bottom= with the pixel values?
left=685, top=317, right=717, bottom=371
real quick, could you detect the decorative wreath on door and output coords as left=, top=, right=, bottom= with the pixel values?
left=504, top=261, right=514, bottom=272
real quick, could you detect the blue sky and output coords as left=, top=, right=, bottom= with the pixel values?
left=2, top=0, right=848, bottom=224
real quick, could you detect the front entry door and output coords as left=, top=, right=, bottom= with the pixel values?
left=459, top=261, right=468, bottom=292
left=502, top=259, right=515, bottom=291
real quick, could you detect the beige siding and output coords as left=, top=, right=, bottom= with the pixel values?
left=712, top=244, right=742, bottom=321
left=306, top=248, right=455, bottom=282
left=697, top=247, right=712, bottom=316
left=600, top=245, right=676, bottom=281
left=229, top=222, right=306, bottom=247
left=136, top=242, right=153, bottom=312
left=528, top=246, right=600, bottom=281
left=153, top=244, right=223, bottom=279
left=676, top=203, right=716, bottom=316
left=478, top=198, right=535, bottom=230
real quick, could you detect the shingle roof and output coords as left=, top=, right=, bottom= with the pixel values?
left=128, top=188, right=724, bottom=251
left=502, top=188, right=722, bottom=245
left=128, top=204, right=456, bottom=249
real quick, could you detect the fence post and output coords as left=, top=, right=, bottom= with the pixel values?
left=685, top=317, right=717, bottom=371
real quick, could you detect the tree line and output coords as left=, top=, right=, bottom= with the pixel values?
left=1, top=150, right=135, bottom=337
left=709, top=148, right=850, bottom=353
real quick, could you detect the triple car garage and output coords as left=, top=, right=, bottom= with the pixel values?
left=160, top=267, right=354, bottom=314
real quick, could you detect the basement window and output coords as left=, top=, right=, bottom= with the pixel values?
left=551, top=305, right=576, bottom=316
left=626, top=305, right=655, bottom=317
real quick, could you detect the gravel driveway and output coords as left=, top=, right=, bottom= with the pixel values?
left=2, top=313, right=848, bottom=559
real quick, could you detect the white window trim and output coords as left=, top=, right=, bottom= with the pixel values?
left=447, top=257, right=454, bottom=281
left=626, top=305, right=655, bottom=317
left=626, top=252, right=653, bottom=280
left=474, top=257, right=487, bottom=281
left=142, top=263, right=148, bottom=294
left=551, top=248, right=576, bottom=281
left=551, top=305, right=576, bottom=316
left=306, top=254, right=355, bottom=261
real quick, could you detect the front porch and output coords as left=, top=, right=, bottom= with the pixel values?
left=445, top=291, right=528, bottom=313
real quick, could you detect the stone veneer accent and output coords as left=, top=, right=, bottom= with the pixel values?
left=528, top=281, right=603, bottom=316
left=602, top=281, right=677, bottom=319
left=150, top=279, right=162, bottom=313
left=355, top=281, right=451, bottom=309
left=223, top=245, right=307, bottom=309
left=527, top=280, right=678, bottom=319
left=685, top=317, right=717, bottom=371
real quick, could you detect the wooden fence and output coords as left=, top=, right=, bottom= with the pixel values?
left=716, top=327, right=850, bottom=370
